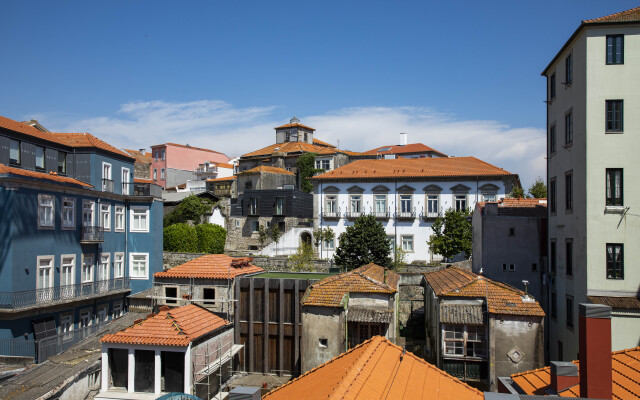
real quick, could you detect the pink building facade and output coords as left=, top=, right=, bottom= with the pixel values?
left=150, top=143, right=229, bottom=188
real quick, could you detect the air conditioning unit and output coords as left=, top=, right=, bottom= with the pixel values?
left=283, top=184, right=295, bottom=190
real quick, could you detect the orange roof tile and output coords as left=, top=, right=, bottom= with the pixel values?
left=101, top=304, right=229, bottom=347
left=241, top=141, right=324, bottom=158
left=424, top=267, right=545, bottom=317
left=133, top=178, right=155, bottom=184
left=511, top=347, right=640, bottom=400
left=123, top=149, right=152, bottom=163
left=275, top=122, right=315, bottom=131
left=213, top=162, right=234, bottom=169
left=154, top=254, right=263, bottom=280
left=153, top=142, right=228, bottom=156
left=206, top=175, right=237, bottom=182
left=0, top=164, right=92, bottom=188
left=313, top=157, right=514, bottom=180
left=584, top=6, right=640, bottom=23
left=238, top=165, right=295, bottom=176
left=263, top=335, right=484, bottom=400
left=364, top=143, right=448, bottom=157
left=312, top=138, right=336, bottom=148
left=0, top=115, right=56, bottom=140
left=302, top=264, right=398, bottom=307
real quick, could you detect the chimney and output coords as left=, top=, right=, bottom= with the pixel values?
left=550, top=361, right=579, bottom=393
left=139, top=148, right=146, bottom=155
left=579, top=303, right=612, bottom=399
left=399, top=132, right=407, bottom=146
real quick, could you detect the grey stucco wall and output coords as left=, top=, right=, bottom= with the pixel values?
left=301, top=306, right=345, bottom=373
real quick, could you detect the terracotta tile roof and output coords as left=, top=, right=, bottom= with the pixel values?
left=0, top=164, right=92, bottom=188
left=584, top=6, right=640, bottom=23
left=101, top=304, right=229, bottom=347
left=123, top=149, right=152, bottom=163
left=364, top=143, right=448, bottom=157
left=133, top=178, right=154, bottom=184
left=424, top=267, right=545, bottom=317
left=588, top=296, right=640, bottom=310
left=237, top=165, right=295, bottom=176
left=510, top=347, right=640, bottom=400
left=213, top=162, right=234, bottom=169
left=275, top=122, right=315, bottom=131
left=241, top=141, right=325, bottom=158
left=313, top=138, right=336, bottom=148
left=0, top=115, right=55, bottom=140
left=206, top=175, right=237, bottom=182
left=154, top=254, right=263, bottom=280
left=313, top=157, right=514, bottom=180
left=154, top=142, right=228, bottom=157
left=301, top=264, right=398, bottom=307
left=263, top=335, right=484, bottom=400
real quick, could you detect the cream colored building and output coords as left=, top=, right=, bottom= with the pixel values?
left=543, top=7, right=640, bottom=361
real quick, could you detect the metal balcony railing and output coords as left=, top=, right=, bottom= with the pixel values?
left=102, top=178, right=114, bottom=193
left=372, top=211, right=390, bottom=219
left=423, top=211, right=441, bottom=219
left=124, top=182, right=162, bottom=198
left=0, top=278, right=130, bottom=311
left=346, top=211, right=364, bottom=219
left=81, top=225, right=104, bottom=243
left=321, top=208, right=341, bottom=219
left=396, top=210, right=416, bottom=220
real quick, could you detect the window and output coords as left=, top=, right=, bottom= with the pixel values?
left=508, top=227, right=515, bottom=237
left=566, top=239, right=573, bottom=277
left=60, top=255, right=75, bottom=288
left=251, top=220, right=259, bottom=232
left=606, top=168, right=623, bottom=206
left=350, top=195, right=362, bottom=214
left=565, top=111, right=573, bottom=145
left=234, top=219, right=241, bottom=228
left=550, top=240, right=557, bottom=275
left=482, top=193, right=496, bottom=202
left=249, top=197, right=259, bottom=215
left=160, top=168, right=165, bottom=179
left=606, top=243, right=624, bottom=279
left=35, top=146, right=45, bottom=170
left=606, top=100, right=623, bottom=132
left=502, top=264, right=507, bottom=271
left=325, top=195, right=337, bottom=214
left=100, top=203, right=111, bottom=231
left=324, top=238, right=335, bottom=250
left=607, top=35, right=624, bottom=64
left=37, top=255, right=54, bottom=290
left=565, top=171, right=573, bottom=211
left=532, top=263, right=538, bottom=272
left=549, top=124, right=556, bottom=154
left=130, top=207, right=149, bottom=232
left=550, top=73, right=556, bottom=100
left=455, top=195, right=467, bottom=212
left=153, top=169, right=157, bottom=180
left=112, top=302, right=123, bottom=318
left=565, top=53, right=572, bottom=85
left=427, top=195, right=439, bottom=217
left=82, top=201, right=95, bottom=227
left=374, top=194, right=387, bottom=215
left=102, top=162, right=112, bottom=192
left=509, top=264, right=515, bottom=271
left=99, top=253, right=110, bottom=282
left=114, top=252, right=124, bottom=278
left=9, top=139, right=20, bottom=165
left=130, top=253, right=149, bottom=279
left=82, top=255, right=94, bottom=283
left=443, top=325, right=485, bottom=358
left=318, top=338, right=328, bottom=348
left=98, top=306, right=108, bottom=323
left=57, top=152, right=67, bottom=174
left=388, top=235, right=396, bottom=251
left=80, top=310, right=92, bottom=330
left=161, top=149, right=165, bottom=160
left=38, top=194, right=54, bottom=229
left=115, top=205, right=125, bottom=231
left=60, top=314, right=73, bottom=342
left=203, top=288, right=216, bottom=305
left=165, top=287, right=177, bottom=304
left=154, top=150, right=159, bottom=161
left=315, top=159, right=330, bottom=170
left=549, top=178, right=556, bottom=213
left=275, top=197, right=284, bottom=215
left=551, top=291, right=557, bottom=318
left=399, top=194, right=412, bottom=215
left=401, top=235, right=414, bottom=252
left=278, top=221, right=285, bottom=232
left=62, top=197, right=75, bottom=229
left=121, top=168, right=130, bottom=195
left=444, top=325, right=464, bottom=356
left=566, top=296, right=574, bottom=327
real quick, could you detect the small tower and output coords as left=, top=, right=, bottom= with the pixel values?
left=274, top=116, right=315, bottom=144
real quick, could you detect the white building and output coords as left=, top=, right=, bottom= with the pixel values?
left=543, top=6, right=640, bottom=361
left=312, top=157, right=519, bottom=263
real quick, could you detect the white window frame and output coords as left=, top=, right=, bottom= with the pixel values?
left=401, top=235, right=414, bottom=252
left=350, top=194, right=362, bottom=214
left=37, top=255, right=54, bottom=290
left=324, top=238, right=335, bottom=250
left=60, top=254, right=76, bottom=287
left=38, top=194, right=55, bottom=229
left=114, top=252, right=125, bottom=278
left=325, top=195, right=337, bottom=214
left=153, top=169, right=157, bottom=180
left=61, top=197, right=75, bottom=230
left=129, top=253, right=149, bottom=280
left=426, top=194, right=439, bottom=218
left=82, top=200, right=95, bottom=227
left=482, top=192, right=497, bottom=202
left=399, top=194, right=412, bottom=214
left=102, top=162, right=112, bottom=191
left=60, top=313, right=74, bottom=342
left=374, top=194, right=387, bottom=214
left=99, top=253, right=110, bottom=282
left=161, top=168, right=165, bottom=179
left=130, top=206, right=149, bottom=233
left=455, top=194, right=468, bottom=212
left=100, top=203, right=111, bottom=231
left=122, top=168, right=130, bottom=195
left=235, top=219, right=241, bottom=228
left=82, top=255, right=94, bottom=283
left=114, top=205, right=125, bottom=231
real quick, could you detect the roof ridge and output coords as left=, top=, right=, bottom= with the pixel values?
left=584, top=6, right=640, bottom=23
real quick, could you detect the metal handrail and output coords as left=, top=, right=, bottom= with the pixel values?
left=102, top=178, right=114, bottom=193
left=0, top=278, right=130, bottom=310
left=321, top=208, right=341, bottom=219
left=396, top=210, right=416, bottom=219
left=81, top=225, right=104, bottom=242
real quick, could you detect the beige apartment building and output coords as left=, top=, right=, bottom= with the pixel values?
left=543, top=7, right=640, bottom=361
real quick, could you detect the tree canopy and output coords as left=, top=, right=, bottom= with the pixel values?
left=528, top=177, right=547, bottom=198
left=296, top=152, right=321, bottom=193
left=164, top=195, right=213, bottom=225
left=334, top=215, right=392, bottom=270
left=427, top=209, right=472, bottom=260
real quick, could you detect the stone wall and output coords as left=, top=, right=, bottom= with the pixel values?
left=163, top=252, right=336, bottom=273
left=163, top=252, right=206, bottom=270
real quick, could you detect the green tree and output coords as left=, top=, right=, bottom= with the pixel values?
left=510, top=186, right=526, bottom=199
left=313, top=227, right=335, bottom=259
left=334, top=215, right=392, bottom=270
left=288, top=242, right=314, bottom=271
left=164, top=195, right=213, bottom=226
left=270, top=224, right=282, bottom=255
left=296, top=152, right=322, bottom=193
left=390, top=246, right=407, bottom=270
left=427, top=209, right=472, bottom=261
left=528, top=177, right=547, bottom=198
left=163, top=223, right=198, bottom=252
left=258, top=225, right=270, bottom=248
left=195, top=223, right=227, bottom=253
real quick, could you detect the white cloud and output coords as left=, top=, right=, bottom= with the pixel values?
left=33, top=100, right=546, bottom=189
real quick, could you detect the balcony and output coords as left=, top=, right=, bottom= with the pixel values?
left=423, top=211, right=441, bottom=220
left=122, top=182, right=162, bottom=198
left=372, top=211, right=390, bottom=220
left=81, top=225, right=104, bottom=243
left=322, top=209, right=341, bottom=220
left=0, top=278, right=130, bottom=312
left=346, top=211, right=364, bottom=220
left=102, top=178, right=114, bottom=193
left=396, top=211, right=416, bottom=220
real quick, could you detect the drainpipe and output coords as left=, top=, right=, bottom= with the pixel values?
left=320, top=182, right=323, bottom=259
left=394, top=180, right=398, bottom=262
left=344, top=300, right=349, bottom=352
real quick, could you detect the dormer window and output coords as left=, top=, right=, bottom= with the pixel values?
left=35, top=146, right=45, bottom=170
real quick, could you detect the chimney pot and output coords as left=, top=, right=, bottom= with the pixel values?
left=400, top=133, right=408, bottom=146
left=139, top=148, right=146, bottom=155
left=579, top=303, right=612, bottom=400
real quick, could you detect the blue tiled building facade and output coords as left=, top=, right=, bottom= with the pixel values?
left=0, top=116, right=162, bottom=360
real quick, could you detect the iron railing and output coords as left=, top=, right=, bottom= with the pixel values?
left=321, top=208, right=341, bottom=219
left=36, top=323, right=108, bottom=363
left=102, top=178, right=114, bottom=193
left=0, top=278, right=130, bottom=310
left=81, top=225, right=104, bottom=243
left=423, top=211, right=441, bottom=219
left=125, top=182, right=162, bottom=198
left=346, top=211, right=364, bottom=219
left=0, top=338, right=37, bottom=359
left=396, top=210, right=416, bottom=220
left=372, top=211, right=391, bottom=219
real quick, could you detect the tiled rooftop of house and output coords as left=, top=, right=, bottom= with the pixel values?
left=123, top=148, right=152, bottom=163
left=510, top=347, right=640, bottom=399
left=588, top=295, right=640, bottom=310
left=584, top=6, right=640, bottom=23
left=424, top=267, right=545, bottom=317
left=263, top=335, right=484, bottom=400
left=101, top=304, right=228, bottom=347
left=133, top=178, right=155, bottom=184
left=0, top=164, right=93, bottom=188
left=364, top=143, right=448, bottom=157
left=312, top=156, right=514, bottom=180
left=154, top=254, right=264, bottom=280
left=301, top=264, right=398, bottom=307
left=207, top=175, right=237, bottom=182
left=312, top=138, right=336, bottom=148
left=237, top=165, right=295, bottom=176
left=275, top=122, right=316, bottom=131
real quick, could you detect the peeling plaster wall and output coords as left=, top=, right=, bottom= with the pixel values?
left=301, top=306, right=345, bottom=373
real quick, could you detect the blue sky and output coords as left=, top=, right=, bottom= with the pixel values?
left=2, top=1, right=638, bottom=188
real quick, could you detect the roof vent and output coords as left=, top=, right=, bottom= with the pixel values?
left=290, top=116, right=300, bottom=124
